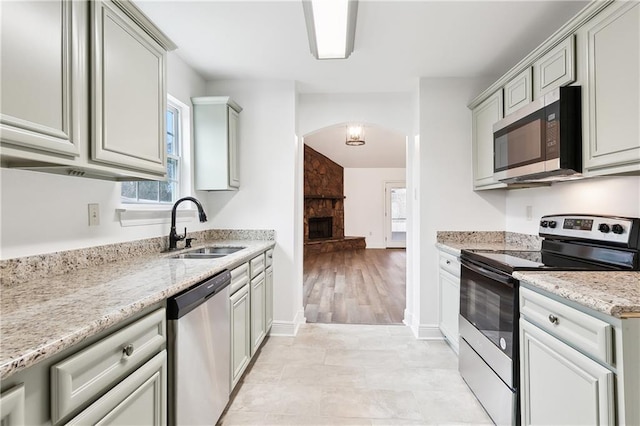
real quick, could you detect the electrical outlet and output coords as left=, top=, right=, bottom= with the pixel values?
left=526, top=205, right=533, bottom=221
left=88, top=203, right=100, bottom=226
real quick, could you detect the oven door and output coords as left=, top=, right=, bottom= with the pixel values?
left=460, top=258, right=518, bottom=361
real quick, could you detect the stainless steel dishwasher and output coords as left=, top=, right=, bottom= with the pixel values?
left=167, top=269, right=232, bottom=426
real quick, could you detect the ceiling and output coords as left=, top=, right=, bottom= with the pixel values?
left=135, top=0, right=589, bottom=167
left=304, top=124, right=406, bottom=168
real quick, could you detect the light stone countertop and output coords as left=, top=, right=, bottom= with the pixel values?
left=0, top=239, right=274, bottom=380
left=514, top=271, right=640, bottom=319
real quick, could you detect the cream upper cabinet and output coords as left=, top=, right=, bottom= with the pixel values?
left=533, top=36, right=576, bottom=100
left=472, top=90, right=506, bottom=190
left=0, top=0, right=175, bottom=181
left=579, top=1, right=640, bottom=176
left=0, top=1, right=83, bottom=157
left=504, top=68, right=533, bottom=116
left=193, top=97, right=242, bottom=191
left=90, top=0, right=167, bottom=176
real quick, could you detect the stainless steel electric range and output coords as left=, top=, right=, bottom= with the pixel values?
left=458, top=214, right=640, bottom=426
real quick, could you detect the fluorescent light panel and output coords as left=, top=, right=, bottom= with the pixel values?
left=303, top=0, right=358, bottom=60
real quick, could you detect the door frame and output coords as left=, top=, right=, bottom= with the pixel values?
left=384, top=180, right=406, bottom=248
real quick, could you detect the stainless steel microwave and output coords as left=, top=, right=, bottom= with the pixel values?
left=493, top=86, right=582, bottom=183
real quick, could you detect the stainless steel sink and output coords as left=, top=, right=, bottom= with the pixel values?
left=188, top=246, right=245, bottom=255
left=170, top=246, right=245, bottom=259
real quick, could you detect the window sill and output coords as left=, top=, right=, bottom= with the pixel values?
left=116, top=206, right=197, bottom=227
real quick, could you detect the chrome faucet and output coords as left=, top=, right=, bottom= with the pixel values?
left=168, top=197, right=208, bottom=250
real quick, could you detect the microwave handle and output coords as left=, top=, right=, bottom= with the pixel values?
left=461, top=260, right=516, bottom=288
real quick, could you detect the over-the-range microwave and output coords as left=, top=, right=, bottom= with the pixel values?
left=493, top=86, right=582, bottom=184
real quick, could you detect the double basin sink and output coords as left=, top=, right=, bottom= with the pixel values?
left=170, top=246, right=245, bottom=259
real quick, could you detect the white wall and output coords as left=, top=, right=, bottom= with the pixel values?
left=417, top=77, right=506, bottom=337
left=0, top=53, right=207, bottom=259
left=203, top=79, right=301, bottom=333
left=344, top=168, right=406, bottom=248
left=506, top=176, right=640, bottom=233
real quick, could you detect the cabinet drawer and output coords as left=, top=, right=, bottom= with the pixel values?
left=250, top=254, right=265, bottom=278
left=439, top=251, right=460, bottom=278
left=265, top=249, right=273, bottom=267
left=51, top=308, right=166, bottom=423
left=230, top=263, right=250, bottom=295
left=519, top=287, right=612, bottom=365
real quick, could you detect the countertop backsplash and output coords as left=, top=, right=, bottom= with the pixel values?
left=0, top=229, right=275, bottom=287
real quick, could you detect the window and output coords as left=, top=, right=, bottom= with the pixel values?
left=121, top=103, right=181, bottom=204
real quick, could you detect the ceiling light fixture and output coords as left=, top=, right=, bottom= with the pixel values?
left=302, top=0, right=358, bottom=60
left=346, top=124, right=365, bottom=146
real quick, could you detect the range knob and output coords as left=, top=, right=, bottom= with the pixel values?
left=548, top=221, right=557, bottom=229
left=612, top=224, right=624, bottom=234
left=540, top=220, right=549, bottom=228
left=598, top=223, right=611, bottom=233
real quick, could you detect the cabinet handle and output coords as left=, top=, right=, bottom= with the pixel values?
left=123, top=344, right=134, bottom=357
left=446, top=260, right=451, bottom=265
left=548, top=314, right=559, bottom=325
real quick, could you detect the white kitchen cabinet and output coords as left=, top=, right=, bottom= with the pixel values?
left=0, top=384, right=25, bottom=426
left=265, top=249, right=274, bottom=333
left=472, top=89, right=506, bottom=190
left=533, top=36, right=576, bottom=100
left=438, top=250, right=460, bottom=353
left=66, top=351, right=167, bottom=425
left=51, top=308, right=166, bottom=423
left=579, top=1, right=640, bottom=176
left=504, top=68, right=533, bottom=116
left=90, top=0, right=167, bottom=176
left=192, top=97, right=243, bottom=191
left=0, top=1, right=82, bottom=158
left=230, top=283, right=251, bottom=389
left=520, top=319, right=614, bottom=425
left=0, top=0, right=176, bottom=181
left=251, top=272, right=267, bottom=356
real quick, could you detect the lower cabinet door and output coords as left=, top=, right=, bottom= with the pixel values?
left=0, top=384, right=25, bottom=426
left=230, top=285, right=251, bottom=389
left=438, top=270, right=460, bottom=353
left=66, top=351, right=167, bottom=425
left=251, top=272, right=266, bottom=356
left=265, top=266, right=273, bottom=332
left=520, top=319, right=615, bottom=426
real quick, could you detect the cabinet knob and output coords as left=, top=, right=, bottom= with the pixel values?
left=548, top=314, right=559, bottom=325
left=446, top=260, right=451, bottom=265
left=123, top=344, right=134, bottom=357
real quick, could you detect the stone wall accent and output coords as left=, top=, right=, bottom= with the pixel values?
left=304, top=145, right=345, bottom=240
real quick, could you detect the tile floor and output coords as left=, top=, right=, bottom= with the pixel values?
left=219, top=323, right=493, bottom=425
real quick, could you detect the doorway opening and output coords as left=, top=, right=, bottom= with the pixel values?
left=301, top=122, right=407, bottom=325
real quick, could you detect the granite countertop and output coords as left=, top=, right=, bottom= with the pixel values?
left=0, top=239, right=274, bottom=380
left=515, top=271, right=640, bottom=319
left=435, top=231, right=640, bottom=318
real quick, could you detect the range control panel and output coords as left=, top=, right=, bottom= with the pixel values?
left=539, top=214, right=640, bottom=248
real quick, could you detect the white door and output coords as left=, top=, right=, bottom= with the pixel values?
left=384, top=182, right=406, bottom=248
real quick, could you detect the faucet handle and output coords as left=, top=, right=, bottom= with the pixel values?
left=185, top=237, right=196, bottom=248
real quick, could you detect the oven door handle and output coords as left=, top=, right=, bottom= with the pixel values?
left=462, top=260, right=516, bottom=288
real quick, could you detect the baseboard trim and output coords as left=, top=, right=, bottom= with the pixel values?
left=269, top=309, right=306, bottom=337
left=416, top=324, right=446, bottom=340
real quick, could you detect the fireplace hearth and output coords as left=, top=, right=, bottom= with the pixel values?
left=308, top=217, right=333, bottom=240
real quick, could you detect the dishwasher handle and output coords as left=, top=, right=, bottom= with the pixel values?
left=167, top=270, right=231, bottom=319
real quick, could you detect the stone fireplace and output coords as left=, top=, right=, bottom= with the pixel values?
left=304, top=145, right=365, bottom=255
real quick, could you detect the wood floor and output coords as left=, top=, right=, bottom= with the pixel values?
left=303, top=249, right=406, bottom=324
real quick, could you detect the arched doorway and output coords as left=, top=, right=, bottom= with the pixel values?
left=301, top=122, right=408, bottom=324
